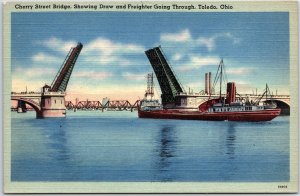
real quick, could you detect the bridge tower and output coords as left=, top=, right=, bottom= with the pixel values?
left=145, top=46, right=184, bottom=108
left=39, top=42, right=83, bottom=118
left=144, top=73, right=154, bottom=99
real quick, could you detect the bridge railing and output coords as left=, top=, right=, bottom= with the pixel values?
left=42, top=91, right=65, bottom=96
left=11, top=92, right=42, bottom=95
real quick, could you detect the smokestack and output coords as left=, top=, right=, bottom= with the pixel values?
left=226, top=82, right=236, bottom=104
left=205, top=73, right=208, bottom=94
left=208, top=72, right=211, bottom=95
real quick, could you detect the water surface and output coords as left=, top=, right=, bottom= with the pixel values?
left=11, top=111, right=289, bottom=182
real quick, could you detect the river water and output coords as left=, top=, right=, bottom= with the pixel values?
left=11, top=111, right=289, bottom=182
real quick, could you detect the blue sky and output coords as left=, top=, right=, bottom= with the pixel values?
left=11, top=12, right=289, bottom=101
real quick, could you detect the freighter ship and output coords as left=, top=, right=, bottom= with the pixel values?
left=138, top=47, right=281, bottom=122
left=138, top=82, right=281, bottom=122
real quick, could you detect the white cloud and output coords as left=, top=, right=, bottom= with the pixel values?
left=160, top=29, right=192, bottom=42
left=226, top=67, right=255, bottom=75
left=177, top=55, right=220, bottom=71
left=190, top=56, right=220, bottom=66
left=86, top=55, right=119, bottom=65
left=14, top=37, right=147, bottom=91
left=196, top=32, right=240, bottom=51
left=39, top=36, right=145, bottom=57
left=197, top=37, right=215, bottom=51
left=73, top=71, right=113, bottom=80
left=40, top=37, right=77, bottom=53
left=84, top=37, right=145, bottom=54
left=160, top=29, right=240, bottom=52
left=32, top=52, right=61, bottom=63
left=14, top=67, right=56, bottom=78
left=36, top=36, right=146, bottom=70
left=172, top=53, right=183, bottom=61
left=81, top=37, right=145, bottom=67
left=122, top=72, right=146, bottom=81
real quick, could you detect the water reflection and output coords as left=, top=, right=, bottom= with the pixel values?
left=154, top=125, right=178, bottom=181
left=42, top=120, right=71, bottom=162
left=226, top=123, right=236, bottom=159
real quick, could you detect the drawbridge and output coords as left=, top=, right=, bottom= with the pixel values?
left=11, top=42, right=83, bottom=118
left=50, top=43, right=83, bottom=92
left=145, top=46, right=184, bottom=108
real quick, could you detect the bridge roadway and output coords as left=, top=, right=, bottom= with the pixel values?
left=11, top=91, right=66, bottom=118
left=11, top=92, right=290, bottom=113
left=11, top=92, right=66, bottom=103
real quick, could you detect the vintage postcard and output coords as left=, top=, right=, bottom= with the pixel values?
left=3, top=1, right=298, bottom=193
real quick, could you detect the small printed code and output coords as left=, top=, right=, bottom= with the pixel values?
left=278, top=185, right=288, bottom=188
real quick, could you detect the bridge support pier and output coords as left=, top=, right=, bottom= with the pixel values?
left=37, top=95, right=66, bottom=118
left=17, top=100, right=27, bottom=113
left=40, top=93, right=66, bottom=118
left=36, top=110, right=43, bottom=119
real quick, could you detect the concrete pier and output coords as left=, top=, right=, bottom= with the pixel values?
left=39, top=85, right=66, bottom=118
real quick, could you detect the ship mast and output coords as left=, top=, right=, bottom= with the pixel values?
left=212, top=59, right=226, bottom=104
left=253, top=83, right=273, bottom=105
left=265, top=83, right=269, bottom=101
left=219, top=59, right=223, bottom=101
